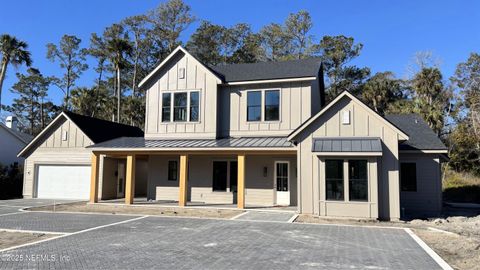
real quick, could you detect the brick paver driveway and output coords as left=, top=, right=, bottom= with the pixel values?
left=0, top=209, right=443, bottom=270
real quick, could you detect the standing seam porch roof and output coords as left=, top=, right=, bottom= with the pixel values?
left=312, top=138, right=382, bottom=153
left=88, top=137, right=294, bottom=149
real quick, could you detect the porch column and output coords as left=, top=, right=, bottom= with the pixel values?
left=237, top=154, right=245, bottom=209
left=125, top=154, right=136, bottom=205
left=179, top=154, right=189, bottom=207
left=89, top=153, right=100, bottom=203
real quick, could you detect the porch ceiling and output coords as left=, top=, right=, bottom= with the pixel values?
left=87, top=136, right=295, bottom=151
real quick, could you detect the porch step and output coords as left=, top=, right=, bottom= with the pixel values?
left=233, top=211, right=297, bottom=223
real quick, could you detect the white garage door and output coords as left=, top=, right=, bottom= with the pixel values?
left=37, top=165, right=91, bottom=200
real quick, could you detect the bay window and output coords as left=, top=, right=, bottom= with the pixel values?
left=325, top=159, right=369, bottom=202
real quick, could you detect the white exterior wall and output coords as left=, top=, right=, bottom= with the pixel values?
left=0, top=127, right=26, bottom=165
left=295, top=96, right=404, bottom=220
left=399, top=153, right=442, bottom=217
left=22, top=118, right=102, bottom=199
left=218, top=81, right=319, bottom=137
left=144, top=52, right=219, bottom=139
left=147, top=154, right=296, bottom=206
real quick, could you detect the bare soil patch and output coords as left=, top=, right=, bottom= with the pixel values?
left=296, top=214, right=480, bottom=270
left=0, top=231, right=53, bottom=250
left=26, top=202, right=243, bottom=219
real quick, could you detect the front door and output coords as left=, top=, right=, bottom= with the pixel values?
left=212, top=161, right=228, bottom=191
left=117, top=162, right=126, bottom=198
left=275, top=161, right=290, bottom=205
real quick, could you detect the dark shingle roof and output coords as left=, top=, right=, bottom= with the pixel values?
left=385, top=114, right=447, bottom=151
left=210, top=58, right=322, bottom=82
left=312, top=137, right=382, bottom=153
left=89, top=137, right=294, bottom=149
left=63, top=111, right=144, bottom=143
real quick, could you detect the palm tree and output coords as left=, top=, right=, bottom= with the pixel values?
left=106, top=38, right=132, bottom=123
left=0, top=34, right=32, bottom=113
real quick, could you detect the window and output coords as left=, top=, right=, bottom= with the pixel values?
left=401, top=163, right=417, bottom=191
left=349, top=160, right=368, bottom=201
left=168, top=160, right=178, bottom=181
left=162, top=93, right=171, bottom=122
left=265, top=90, right=280, bottom=121
left=276, top=162, right=289, bottom=191
left=173, top=92, right=187, bottom=121
left=190, top=91, right=199, bottom=122
left=326, top=160, right=344, bottom=200
left=247, top=91, right=262, bottom=121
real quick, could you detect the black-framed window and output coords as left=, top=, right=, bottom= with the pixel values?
left=265, top=90, right=280, bottom=121
left=326, top=160, right=344, bottom=200
left=401, top=163, right=417, bottom=191
left=247, top=91, right=261, bottom=121
left=174, top=92, right=187, bottom=121
left=349, top=160, right=368, bottom=201
left=190, top=91, right=199, bottom=121
left=162, top=93, right=171, bottom=122
left=168, top=160, right=178, bottom=181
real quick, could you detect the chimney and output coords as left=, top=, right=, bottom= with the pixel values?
left=6, top=116, right=18, bottom=130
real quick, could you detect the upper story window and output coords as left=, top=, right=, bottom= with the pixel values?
left=161, top=91, right=200, bottom=123
left=174, top=93, right=188, bottom=121
left=265, top=90, right=280, bottom=121
left=247, top=89, right=280, bottom=122
left=190, top=92, right=199, bottom=122
left=162, top=93, right=171, bottom=122
left=247, top=91, right=261, bottom=121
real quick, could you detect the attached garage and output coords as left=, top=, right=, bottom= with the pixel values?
left=36, top=165, right=91, bottom=199
left=18, top=111, right=144, bottom=200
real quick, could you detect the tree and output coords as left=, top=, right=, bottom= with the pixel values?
left=449, top=53, right=480, bottom=173
left=317, top=35, right=369, bottom=98
left=411, top=67, right=452, bottom=135
left=148, top=0, right=195, bottom=55
left=0, top=34, right=32, bottom=114
left=103, top=24, right=133, bottom=123
left=259, top=23, right=289, bottom=61
left=46, top=35, right=88, bottom=110
left=284, top=10, right=313, bottom=59
left=5, top=68, right=50, bottom=135
left=186, top=21, right=225, bottom=65
left=362, top=72, right=403, bottom=114
left=187, top=22, right=262, bottom=65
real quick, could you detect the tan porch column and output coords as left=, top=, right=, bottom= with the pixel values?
left=237, top=154, right=246, bottom=209
left=89, top=153, right=100, bottom=203
left=179, top=154, right=189, bottom=207
left=125, top=154, right=136, bottom=205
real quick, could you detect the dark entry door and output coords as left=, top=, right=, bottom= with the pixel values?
left=213, top=161, right=228, bottom=191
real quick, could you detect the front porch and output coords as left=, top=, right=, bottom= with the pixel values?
left=96, top=197, right=298, bottom=212
left=89, top=150, right=297, bottom=210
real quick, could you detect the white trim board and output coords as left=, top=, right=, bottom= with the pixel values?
left=404, top=228, right=453, bottom=270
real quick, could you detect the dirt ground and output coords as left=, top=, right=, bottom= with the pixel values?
left=0, top=231, right=53, bottom=250
left=26, top=202, right=244, bottom=219
left=296, top=214, right=480, bottom=270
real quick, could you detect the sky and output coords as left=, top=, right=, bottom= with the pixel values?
left=0, top=0, right=479, bottom=108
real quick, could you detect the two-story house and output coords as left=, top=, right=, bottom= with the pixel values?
left=19, top=46, right=448, bottom=220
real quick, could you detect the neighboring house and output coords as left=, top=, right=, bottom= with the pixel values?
left=19, top=46, right=448, bottom=220
left=18, top=111, right=144, bottom=200
left=0, top=116, right=32, bottom=166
